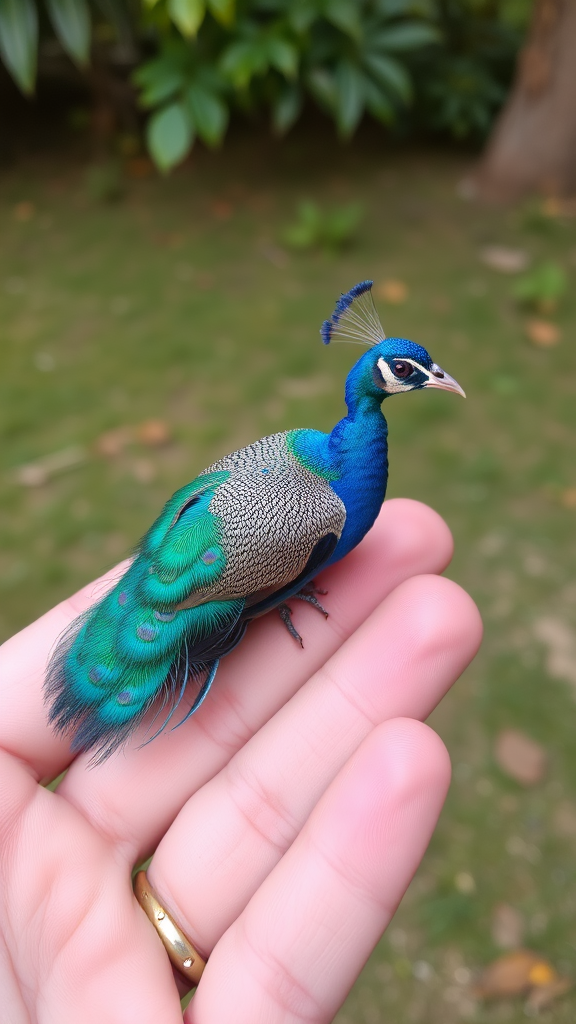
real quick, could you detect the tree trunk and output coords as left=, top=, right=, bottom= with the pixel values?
left=475, top=0, right=576, bottom=200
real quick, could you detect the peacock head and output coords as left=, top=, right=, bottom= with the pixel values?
left=321, top=280, right=465, bottom=401
left=366, top=337, right=465, bottom=398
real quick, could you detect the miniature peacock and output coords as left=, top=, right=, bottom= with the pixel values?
left=46, top=281, right=464, bottom=761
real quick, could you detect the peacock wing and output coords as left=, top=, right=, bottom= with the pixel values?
left=46, top=435, right=345, bottom=761
left=46, top=471, right=243, bottom=760
left=170, top=430, right=346, bottom=609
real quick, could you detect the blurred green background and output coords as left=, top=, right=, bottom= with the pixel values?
left=3, top=3, right=576, bottom=1015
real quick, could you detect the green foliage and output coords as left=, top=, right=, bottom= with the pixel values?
left=282, top=199, right=364, bottom=251
left=0, top=0, right=38, bottom=94
left=133, top=38, right=229, bottom=160
left=166, top=0, right=204, bottom=38
left=513, top=261, right=568, bottom=312
left=420, top=54, right=505, bottom=138
left=409, top=0, right=530, bottom=140
left=0, top=0, right=530, bottom=166
left=300, top=0, right=441, bottom=138
left=420, top=889, right=476, bottom=942
left=85, top=158, right=125, bottom=200
left=146, top=100, right=194, bottom=171
left=46, top=0, right=91, bottom=64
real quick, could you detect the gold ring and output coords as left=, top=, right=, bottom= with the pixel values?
left=133, top=870, right=207, bottom=987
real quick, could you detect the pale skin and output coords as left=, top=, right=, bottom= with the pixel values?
left=0, top=499, right=482, bottom=1024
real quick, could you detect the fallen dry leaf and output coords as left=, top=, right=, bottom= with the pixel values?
left=492, top=904, right=525, bottom=950
left=260, top=243, right=288, bottom=268
left=95, top=426, right=133, bottom=458
left=529, top=960, right=557, bottom=986
left=454, top=871, right=476, bottom=894
left=480, top=246, right=529, bottom=273
left=14, top=200, right=35, bottom=222
left=525, top=319, right=560, bottom=346
left=197, top=272, right=214, bottom=290
left=137, top=419, right=171, bottom=447
left=525, top=975, right=572, bottom=1012
left=153, top=232, right=184, bottom=249
left=16, top=446, right=86, bottom=487
left=541, top=196, right=576, bottom=219
left=476, top=950, right=571, bottom=1011
left=561, top=488, right=576, bottom=510
left=474, top=950, right=551, bottom=999
left=553, top=800, right=576, bottom=838
left=534, top=616, right=576, bottom=691
left=376, top=279, right=408, bottom=304
left=494, top=729, right=547, bottom=786
left=542, top=197, right=562, bottom=218
left=125, top=157, right=154, bottom=179
left=131, top=458, right=156, bottom=483
left=430, top=295, right=451, bottom=312
left=17, top=464, right=49, bottom=487
left=211, top=199, right=233, bottom=220
left=457, top=177, right=477, bottom=200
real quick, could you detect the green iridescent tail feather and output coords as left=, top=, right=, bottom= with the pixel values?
left=45, top=471, right=245, bottom=763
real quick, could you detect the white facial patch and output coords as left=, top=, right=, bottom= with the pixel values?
left=376, top=356, right=432, bottom=393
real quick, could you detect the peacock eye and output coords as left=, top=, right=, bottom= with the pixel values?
left=391, top=360, right=414, bottom=379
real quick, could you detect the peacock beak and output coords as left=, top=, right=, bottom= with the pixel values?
left=424, top=363, right=466, bottom=398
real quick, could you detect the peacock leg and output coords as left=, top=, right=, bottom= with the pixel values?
left=277, top=582, right=330, bottom=646
left=277, top=603, right=303, bottom=647
left=298, top=580, right=328, bottom=597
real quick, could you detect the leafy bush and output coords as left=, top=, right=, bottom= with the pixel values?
left=513, top=262, right=568, bottom=314
left=0, top=0, right=529, bottom=168
left=85, top=158, right=125, bottom=201
left=408, top=0, right=529, bottom=140
left=282, top=199, right=364, bottom=251
left=135, top=0, right=442, bottom=167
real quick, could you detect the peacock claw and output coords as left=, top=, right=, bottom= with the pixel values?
left=292, top=592, right=329, bottom=617
left=292, top=581, right=329, bottom=618
left=277, top=582, right=329, bottom=646
left=278, top=603, right=303, bottom=647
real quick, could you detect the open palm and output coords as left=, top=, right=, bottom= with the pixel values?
left=0, top=499, right=481, bottom=1024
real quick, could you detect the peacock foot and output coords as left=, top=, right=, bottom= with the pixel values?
left=292, top=581, right=329, bottom=617
left=277, top=582, right=329, bottom=647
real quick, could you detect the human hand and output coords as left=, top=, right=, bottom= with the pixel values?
left=0, top=499, right=481, bottom=1024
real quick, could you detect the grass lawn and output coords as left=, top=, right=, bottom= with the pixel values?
left=2, top=121, right=576, bottom=1021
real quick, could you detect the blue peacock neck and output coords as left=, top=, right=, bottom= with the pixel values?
left=325, top=377, right=389, bottom=562
left=288, top=357, right=390, bottom=564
